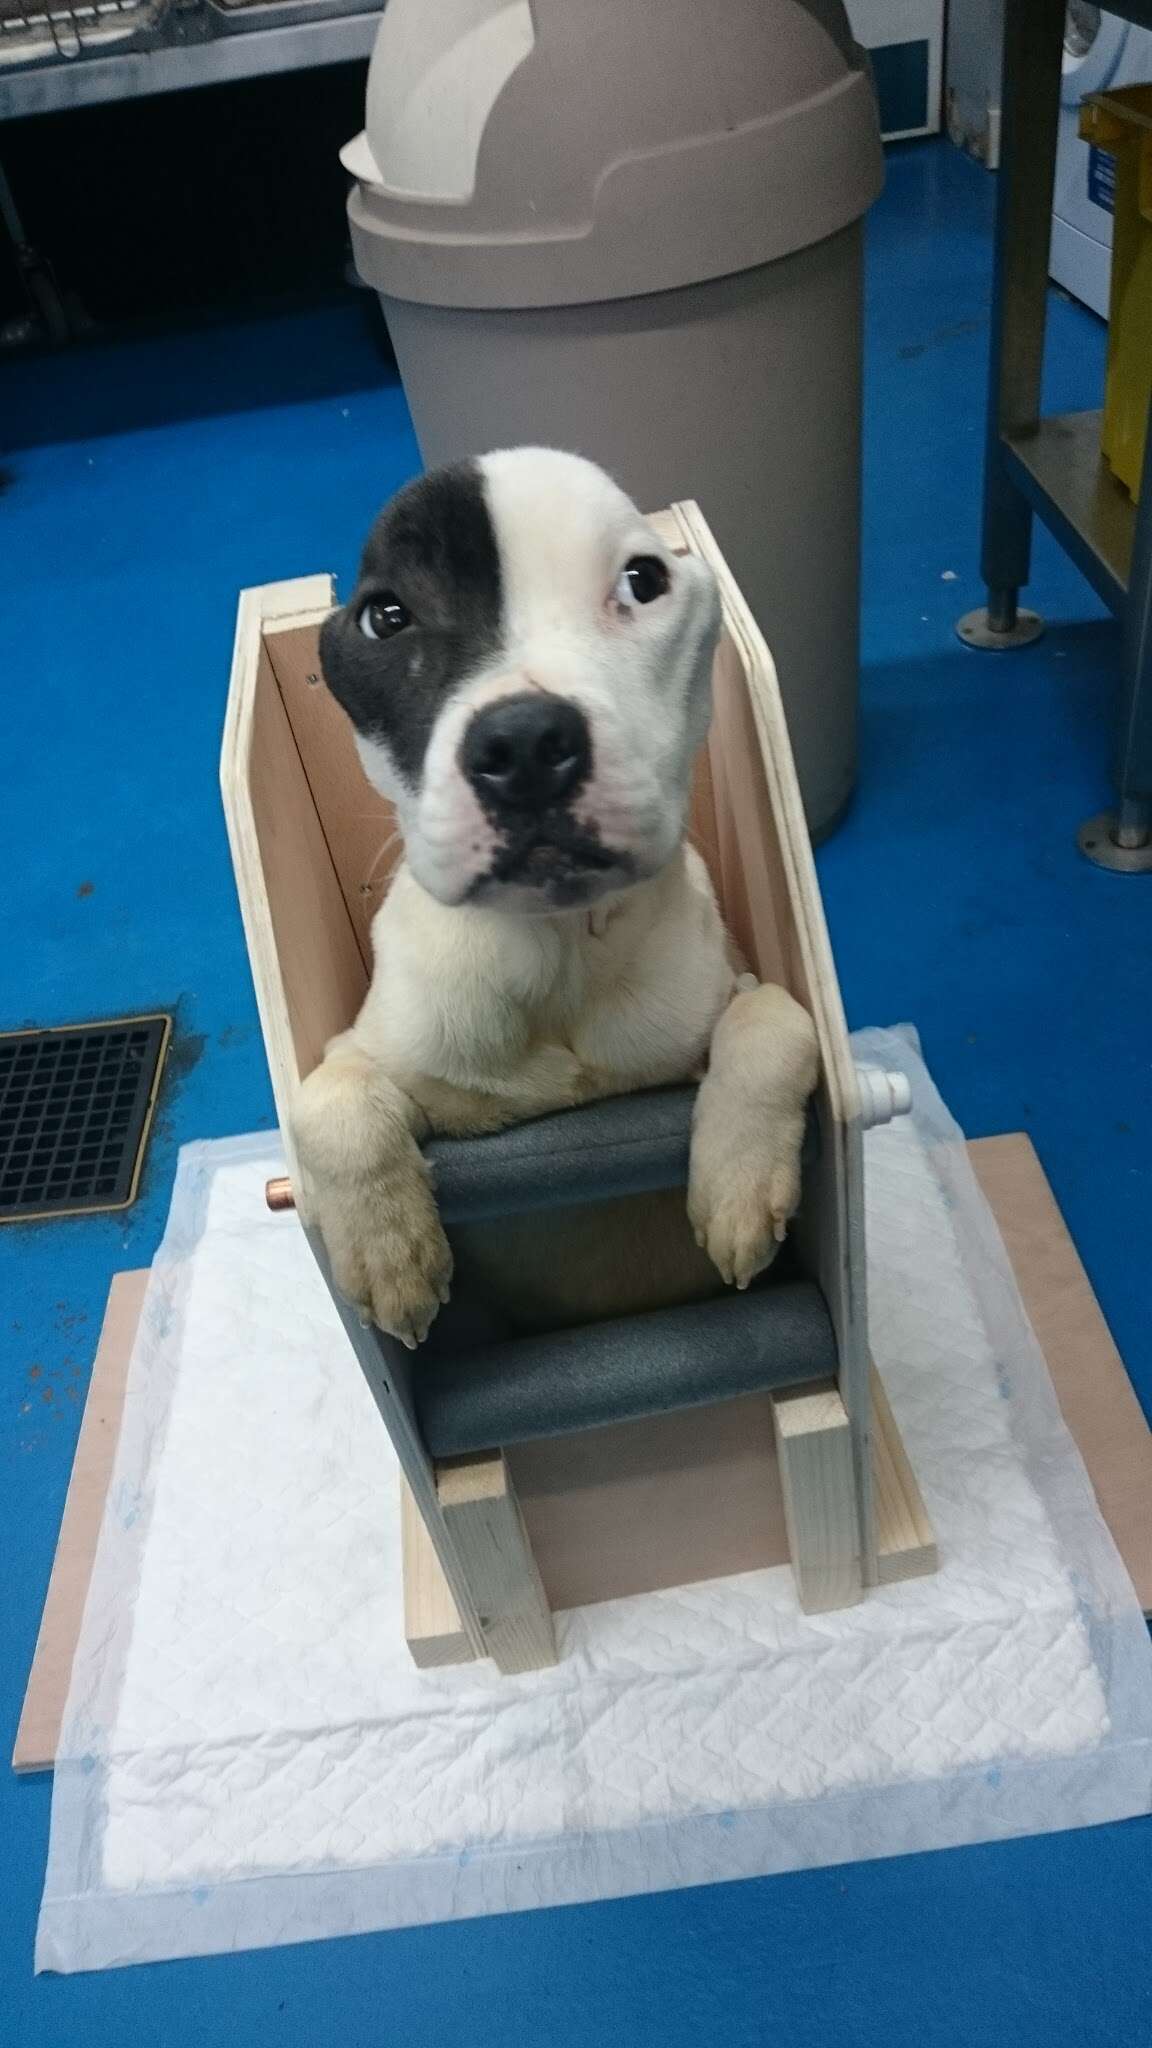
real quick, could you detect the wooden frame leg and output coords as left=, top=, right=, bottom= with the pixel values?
left=404, top=1379, right=933, bottom=1661
left=436, top=1450, right=557, bottom=1674
left=770, top=1380, right=863, bottom=1613
left=871, top=1365, right=937, bottom=1585
left=401, top=1482, right=478, bottom=1669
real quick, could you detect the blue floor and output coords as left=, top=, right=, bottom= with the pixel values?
left=3, top=138, right=1151, bottom=2044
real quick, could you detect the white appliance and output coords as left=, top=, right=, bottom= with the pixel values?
left=844, top=0, right=944, bottom=140
left=1051, top=3, right=1152, bottom=318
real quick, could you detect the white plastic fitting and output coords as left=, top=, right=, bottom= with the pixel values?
left=855, top=1065, right=913, bottom=1130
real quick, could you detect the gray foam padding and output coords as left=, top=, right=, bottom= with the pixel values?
left=416, top=1278, right=835, bottom=1456
left=424, top=1086, right=696, bottom=1221
left=425, top=1088, right=818, bottom=1221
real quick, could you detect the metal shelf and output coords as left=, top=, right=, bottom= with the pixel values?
left=1002, top=410, right=1134, bottom=615
left=0, top=3, right=378, bottom=116
left=973, top=0, right=1152, bottom=861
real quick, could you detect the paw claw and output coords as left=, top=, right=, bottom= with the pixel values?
left=313, top=1177, right=452, bottom=1349
left=689, top=1124, right=805, bottom=1295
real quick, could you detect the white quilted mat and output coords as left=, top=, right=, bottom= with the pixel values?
left=37, top=1030, right=1152, bottom=1972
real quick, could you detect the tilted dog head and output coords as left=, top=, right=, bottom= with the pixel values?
left=320, top=448, right=721, bottom=911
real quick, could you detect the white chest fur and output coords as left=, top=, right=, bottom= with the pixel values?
left=355, top=844, right=734, bottom=1106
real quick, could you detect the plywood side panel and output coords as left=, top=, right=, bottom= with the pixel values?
left=667, top=501, right=875, bottom=1583
left=265, top=622, right=400, bottom=973
left=220, top=579, right=365, bottom=1163
left=703, top=633, right=798, bottom=994
left=248, top=644, right=370, bottom=1083
left=222, top=583, right=488, bottom=1661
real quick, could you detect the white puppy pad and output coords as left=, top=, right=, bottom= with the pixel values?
left=37, top=1031, right=1152, bottom=1971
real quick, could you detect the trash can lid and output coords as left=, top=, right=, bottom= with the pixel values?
left=345, top=0, right=883, bottom=311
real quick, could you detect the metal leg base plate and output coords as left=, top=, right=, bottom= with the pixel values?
left=1078, top=812, right=1152, bottom=874
left=956, top=607, right=1045, bottom=651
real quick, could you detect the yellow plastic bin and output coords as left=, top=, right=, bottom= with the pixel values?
left=1081, top=85, right=1152, bottom=500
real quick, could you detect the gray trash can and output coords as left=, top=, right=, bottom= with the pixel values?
left=342, top=0, right=882, bottom=840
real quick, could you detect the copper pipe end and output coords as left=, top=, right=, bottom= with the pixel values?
left=265, top=1176, right=296, bottom=1212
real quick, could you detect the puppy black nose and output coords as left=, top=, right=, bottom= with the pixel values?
left=461, top=693, right=591, bottom=810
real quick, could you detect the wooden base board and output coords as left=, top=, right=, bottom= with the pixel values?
left=15, top=1133, right=1152, bottom=1769
left=13, top=1270, right=149, bottom=1776
left=969, top=1133, right=1152, bottom=1608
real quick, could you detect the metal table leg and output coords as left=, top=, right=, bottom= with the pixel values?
left=956, top=0, right=1065, bottom=653
left=1079, top=410, right=1152, bottom=871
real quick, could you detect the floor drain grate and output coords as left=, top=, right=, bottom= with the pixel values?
left=0, top=1014, right=171, bottom=1223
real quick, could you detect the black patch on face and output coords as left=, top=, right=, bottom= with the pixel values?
left=319, top=460, right=503, bottom=789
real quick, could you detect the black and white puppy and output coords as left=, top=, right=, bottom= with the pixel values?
left=295, top=449, right=818, bottom=1347
left=320, top=447, right=721, bottom=912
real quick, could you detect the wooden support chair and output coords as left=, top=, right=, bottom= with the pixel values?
left=221, top=503, right=935, bottom=1675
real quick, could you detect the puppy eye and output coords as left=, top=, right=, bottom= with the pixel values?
left=358, top=593, right=412, bottom=640
left=614, top=556, right=671, bottom=608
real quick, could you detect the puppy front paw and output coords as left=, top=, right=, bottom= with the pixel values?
left=688, top=1116, right=805, bottom=1291
left=292, top=1045, right=453, bottom=1348
left=319, top=1173, right=453, bottom=1350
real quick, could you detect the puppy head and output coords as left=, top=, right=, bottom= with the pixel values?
left=320, top=448, right=721, bottom=912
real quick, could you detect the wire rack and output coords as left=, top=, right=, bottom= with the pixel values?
left=0, top=1015, right=170, bottom=1223
left=0, top=0, right=167, bottom=61
left=0, top=0, right=379, bottom=115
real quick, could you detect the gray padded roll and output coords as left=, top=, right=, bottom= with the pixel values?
left=424, top=1090, right=819, bottom=1222
left=416, top=1278, right=834, bottom=1455
left=424, top=1086, right=695, bottom=1221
